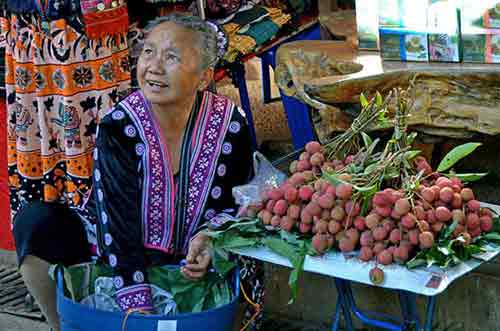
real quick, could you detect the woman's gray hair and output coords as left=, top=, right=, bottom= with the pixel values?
left=144, top=14, right=227, bottom=70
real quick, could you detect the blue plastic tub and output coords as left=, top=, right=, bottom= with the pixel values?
left=56, top=267, right=240, bottom=331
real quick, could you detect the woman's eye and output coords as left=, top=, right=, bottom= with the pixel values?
left=143, top=48, right=153, bottom=55
left=166, top=53, right=178, bottom=61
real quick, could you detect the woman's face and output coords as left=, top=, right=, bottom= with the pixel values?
left=137, top=22, right=209, bottom=107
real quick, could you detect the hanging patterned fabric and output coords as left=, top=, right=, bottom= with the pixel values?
left=3, top=8, right=131, bottom=226
left=221, top=5, right=291, bottom=62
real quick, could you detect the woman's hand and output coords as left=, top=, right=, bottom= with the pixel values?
left=181, top=233, right=212, bottom=281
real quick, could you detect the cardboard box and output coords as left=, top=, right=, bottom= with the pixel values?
left=461, top=1, right=500, bottom=30
left=428, top=33, right=460, bottom=62
left=486, top=33, right=500, bottom=63
left=482, top=2, right=500, bottom=29
left=379, top=27, right=429, bottom=61
left=462, top=32, right=487, bottom=63
left=427, top=0, right=461, bottom=62
left=461, top=28, right=500, bottom=63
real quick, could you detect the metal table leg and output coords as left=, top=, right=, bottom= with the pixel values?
left=331, top=295, right=342, bottom=331
left=331, top=278, right=439, bottom=331
left=334, top=278, right=355, bottom=331
left=398, top=291, right=420, bottom=331
left=424, top=296, right=437, bottom=331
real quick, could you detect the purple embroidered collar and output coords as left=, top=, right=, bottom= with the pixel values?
left=120, top=90, right=234, bottom=254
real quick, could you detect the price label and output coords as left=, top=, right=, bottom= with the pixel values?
left=425, top=273, right=445, bottom=289
left=157, top=321, right=177, bottom=331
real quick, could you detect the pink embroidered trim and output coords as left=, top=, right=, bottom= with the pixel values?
left=183, top=92, right=234, bottom=251
left=121, top=92, right=174, bottom=252
left=115, top=284, right=153, bottom=311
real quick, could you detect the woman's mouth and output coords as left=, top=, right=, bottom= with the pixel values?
left=146, top=80, right=168, bottom=90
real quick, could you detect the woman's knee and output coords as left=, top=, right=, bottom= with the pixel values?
left=13, top=201, right=56, bottom=240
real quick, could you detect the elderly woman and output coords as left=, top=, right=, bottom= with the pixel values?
left=13, top=14, right=264, bottom=330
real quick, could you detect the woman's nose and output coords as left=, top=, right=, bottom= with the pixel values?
left=147, top=55, right=166, bottom=73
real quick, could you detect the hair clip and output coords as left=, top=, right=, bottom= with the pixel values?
left=206, top=21, right=228, bottom=62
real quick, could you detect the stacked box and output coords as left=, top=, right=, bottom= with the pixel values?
left=461, top=0, right=500, bottom=29
left=461, top=0, right=500, bottom=63
left=378, top=0, right=430, bottom=62
left=486, top=33, right=500, bottom=63
left=427, top=0, right=461, bottom=62
left=355, top=0, right=380, bottom=50
left=379, top=27, right=429, bottom=62
left=461, top=31, right=487, bottom=62
left=483, top=3, right=500, bottom=29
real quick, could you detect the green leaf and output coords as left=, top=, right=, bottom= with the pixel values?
left=442, top=220, right=458, bottom=241
left=288, top=243, right=307, bottom=304
left=212, top=251, right=237, bottom=276
left=323, top=172, right=343, bottom=186
left=263, top=237, right=305, bottom=303
left=355, top=184, right=378, bottom=194
left=214, top=233, right=259, bottom=250
left=361, top=132, right=373, bottom=148
left=364, top=163, right=378, bottom=175
left=484, top=232, right=500, bottom=242
left=360, top=93, right=369, bottom=108
left=404, top=150, right=421, bottom=161
left=263, top=237, right=300, bottom=265
left=361, top=198, right=371, bottom=216
left=383, top=169, right=400, bottom=180
left=406, top=258, right=426, bottom=269
left=280, top=230, right=300, bottom=245
left=438, top=246, right=452, bottom=256
left=375, top=91, right=383, bottom=108
left=406, top=132, right=418, bottom=145
left=437, top=143, right=482, bottom=172
left=445, top=173, right=488, bottom=183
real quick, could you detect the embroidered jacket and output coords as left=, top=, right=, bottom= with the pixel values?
left=91, top=90, right=253, bottom=311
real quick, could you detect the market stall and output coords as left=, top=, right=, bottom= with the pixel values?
left=204, top=87, right=500, bottom=330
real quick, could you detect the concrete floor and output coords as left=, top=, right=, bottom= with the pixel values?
left=0, top=314, right=49, bottom=331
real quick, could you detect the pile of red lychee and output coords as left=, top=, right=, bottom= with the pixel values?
left=249, top=141, right=494, bottom=267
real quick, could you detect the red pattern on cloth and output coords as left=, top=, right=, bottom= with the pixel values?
left=0, top=98, right=14, bottom=251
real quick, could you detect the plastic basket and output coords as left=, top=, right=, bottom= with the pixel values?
left=56, top=266, right=240, bottom=331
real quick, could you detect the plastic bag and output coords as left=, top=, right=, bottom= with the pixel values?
left=80, top=277, right=120, bottom=312
left=232, top=151, right=287, bottom=216
left=80, top=277, right=178, bottom=315
left=151, top=284, right=177, bottom=316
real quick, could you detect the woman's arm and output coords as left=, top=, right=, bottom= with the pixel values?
left=93, top=114, right=153, bottom=312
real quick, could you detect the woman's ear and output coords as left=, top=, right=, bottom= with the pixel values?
left=198, top=67, right=215, bottom=91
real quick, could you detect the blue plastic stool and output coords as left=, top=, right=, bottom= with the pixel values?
left=228, top=22, right=322, bottom=150
left=56, top=266, right=240, bottom=331
left=258, top=22, right=322, bottom=149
